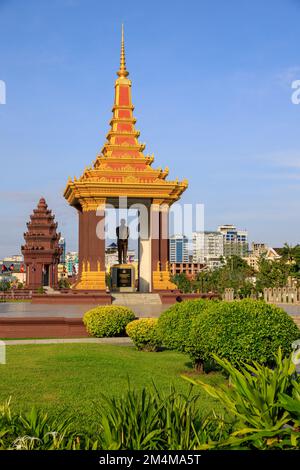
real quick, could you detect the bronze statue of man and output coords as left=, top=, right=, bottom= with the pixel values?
left=116, top=219, right=130, bottom=264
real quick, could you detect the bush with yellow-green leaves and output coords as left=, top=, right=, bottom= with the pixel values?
left=126, top=318, right=161, bottom=351
left=83, top=305, right=135, bottom=337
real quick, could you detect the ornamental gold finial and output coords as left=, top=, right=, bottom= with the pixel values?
left=117, top=24, right=129, bottom=78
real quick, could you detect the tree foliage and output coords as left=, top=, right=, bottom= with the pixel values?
left=171, top=246, right=300, bottom=297
left=0, top=280, right=11, bottom=292
left=255, top=256, right=291, bottom=292
left=172, top=256, right=254, bottom=297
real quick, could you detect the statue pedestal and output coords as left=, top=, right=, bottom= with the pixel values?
left=111, top=264, right=135, bottom=292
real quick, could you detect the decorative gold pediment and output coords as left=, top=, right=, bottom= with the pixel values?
left=123, top=175, right=138, bottom=183
left=123, top=164, right=134, bottom=171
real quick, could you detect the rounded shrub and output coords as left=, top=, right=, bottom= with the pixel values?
left=126, top=318, right=161, bottom=351
left=83, top=305, right=135, bottom=338
left=157, top=299, right=212, bottom=352
left=188, top=299, right=300, bottom=368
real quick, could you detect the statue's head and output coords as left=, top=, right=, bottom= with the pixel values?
left=120, top=218, right=126, bottom=226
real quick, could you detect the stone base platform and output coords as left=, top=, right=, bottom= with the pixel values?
left=159, top=292, right=220, bottom=304
left=0, top=317, right=89, bottom=338
left=32, top=292, right=112, bottom=305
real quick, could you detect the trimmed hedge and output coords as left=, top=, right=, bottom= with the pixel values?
left=157, top=299, right=212, bottom=352
left=188, top=299, right=300, bottom=368
left=126, top=318, right=161, bottom=351
left=83, top=305, right=135, bottom=338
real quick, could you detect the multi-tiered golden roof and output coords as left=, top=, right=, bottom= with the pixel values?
left=64, top=26, right=188, bottom=210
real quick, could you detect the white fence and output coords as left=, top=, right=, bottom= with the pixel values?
left=223, top=288, right=235, bottom=301
left=263, top=287, right=300, bottom=304
left=223, top=287, right=300, bottom=304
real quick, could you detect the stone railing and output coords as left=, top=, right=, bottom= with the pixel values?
left=263, top=287, right=300, bottom=304
left=223, top=288, right=235, bottom=301
left=0, top=290, right=32, bottom=301
left=223, top=287, right=300, bottom=304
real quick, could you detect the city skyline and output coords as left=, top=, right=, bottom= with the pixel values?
left=1, top=0, right=300, bottom=259
left=0, top=224, right=285, bottom=263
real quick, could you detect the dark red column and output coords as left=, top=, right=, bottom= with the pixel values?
left=78, top=210, right=84, bottom=275
left=78, top=209, right=105, bottom=272
left=151, top=205, right=160, bottom=275
left=159, top=207, right=169, bottom=269
left=87, top=211, right=105, bottom=271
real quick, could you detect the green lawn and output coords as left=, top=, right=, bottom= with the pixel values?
left=0, top=344, right=225, bottom=431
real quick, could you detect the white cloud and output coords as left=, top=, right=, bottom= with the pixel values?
left=276, top=66, right=300, bottom=89
left=256, top=150, right=300, bottom=170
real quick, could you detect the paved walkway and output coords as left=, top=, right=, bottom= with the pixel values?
left=0, top=302, right=170, bottom=318
left=276, top=304, right=300, bottom=316
left=1, top=301, right=300, bottom=318
left=2, top=337, right=133, bottom=346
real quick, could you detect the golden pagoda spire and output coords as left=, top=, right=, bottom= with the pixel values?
left=117, top=24, right=129, bottom=78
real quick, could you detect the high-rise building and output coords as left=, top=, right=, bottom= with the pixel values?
left=218, top=224, right=249, bottom=257
left=244, top=242, right=281, bottom=270
left=65, top=252, right=79, bottom=276
left=3, top=255, right=24, bottom=263
left=59, top=237, right=66, bottom=264
left=169, top=235, right=189, bottom=263
left=170, top=262, right=203, bottom=278
left=192, top=231, right=224, bottom=269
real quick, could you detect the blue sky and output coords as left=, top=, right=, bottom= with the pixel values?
left=0, top=0, right=300, bottom=258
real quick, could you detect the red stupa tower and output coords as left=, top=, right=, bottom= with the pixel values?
left=22, top=198, right=62, bottom=289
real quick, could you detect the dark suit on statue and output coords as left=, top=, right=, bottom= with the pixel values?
left=116, top=223, right=130, bottom=264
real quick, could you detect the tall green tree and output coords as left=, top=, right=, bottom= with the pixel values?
left=255, top=256, right=291, bottom=292
left=0, top=280, right=11, bottom=291
left=275, top=243, right=300, bottom=282
left=281, top=243, right=295, bottom=263
left=171, top=273, right=194, bottom=293
left=194, top=256, right=254, bottom=297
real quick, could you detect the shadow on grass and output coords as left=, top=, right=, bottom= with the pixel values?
left=182, top=358, right=225, bottom=377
